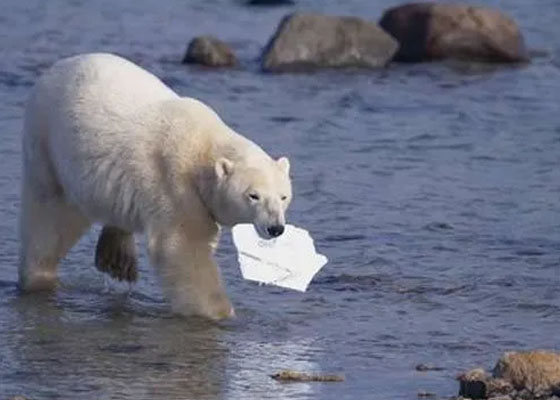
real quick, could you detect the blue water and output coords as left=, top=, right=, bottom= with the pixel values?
left=0, top=1, right=559, bottom=399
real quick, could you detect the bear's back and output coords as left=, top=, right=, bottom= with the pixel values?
left=35, top=53, right=178, bottom=125
left=24, top=54, right=181, bottom=230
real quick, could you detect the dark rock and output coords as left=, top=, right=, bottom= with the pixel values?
left=456, top=369, right=514, bottom=399
left=417, top=390, right=437, bottom=397
left=262, top=13, right=398, bottom=72
left=182, top=36, right=237, bottom=67
left=416, top=363, right=444, bottom=372
left=458, top=368, right=491, bottom=399
left=379, top=3, right=529, bottom=63
left=487, top=378, right=515, bottom=397
left=247, top=0, right=294, bottom=5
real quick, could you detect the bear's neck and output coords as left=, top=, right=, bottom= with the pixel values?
left=214, top=130, right=270, bottom=165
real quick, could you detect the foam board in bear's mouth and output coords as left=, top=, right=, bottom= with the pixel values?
left=232, top=224, right=328, bottom=292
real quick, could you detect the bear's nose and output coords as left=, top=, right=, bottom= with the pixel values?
left=267, top=225, right=285, bottom=238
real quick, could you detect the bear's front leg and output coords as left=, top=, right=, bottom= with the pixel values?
left=147, top=222, right=234, bottom=320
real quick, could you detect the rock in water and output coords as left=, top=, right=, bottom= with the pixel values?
left=493, top=351, right=560, bottom=395
left=416, top=363, right=444, bottom=372
left=457, top=369, right=515, bottom=399
left=247, top=0, right=294, bottom=5
left=379, top=3, right=529, bottom=63
left=182, top=36, right=237, bottom=67
left=454, top=351, right=560, bottom=400
left=270, top=370, right=344, bottom=382
left=262, top=13, right=398, bottom=72
left=457, top=368, right=492, bottom=399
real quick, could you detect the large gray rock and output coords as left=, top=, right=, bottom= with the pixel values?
left=182, top=36, right=237, bottom=68
left=379, top=3, right=529, bottom=63
left=262, top=13, right=398, bottom=72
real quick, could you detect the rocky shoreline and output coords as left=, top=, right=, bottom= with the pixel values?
left=452, top=351, right=560, bottom=400
left=183, top=1, right=529, bottom=71
left=10, top=351, right=558, bottom=400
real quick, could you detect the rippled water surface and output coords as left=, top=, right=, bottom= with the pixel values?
left=1, top=1, right=559, bottom=399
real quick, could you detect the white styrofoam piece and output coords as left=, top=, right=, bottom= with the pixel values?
left=232, top=224, right=327, bottom=292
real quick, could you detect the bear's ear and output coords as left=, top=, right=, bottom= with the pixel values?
left=215, top=158, right=234, bottom=180
left=277, top=157, right=290, bottom=175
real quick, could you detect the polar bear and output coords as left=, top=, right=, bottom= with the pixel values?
left=19, top=53, right=292, bottom=320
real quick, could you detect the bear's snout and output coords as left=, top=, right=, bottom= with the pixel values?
left=267, top=225, right=285, bottom=238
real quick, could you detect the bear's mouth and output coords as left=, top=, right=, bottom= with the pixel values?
left=254, top=224, right=274, bottom=240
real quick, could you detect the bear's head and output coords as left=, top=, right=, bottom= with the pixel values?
left=211, top=156, right=292, bottom=239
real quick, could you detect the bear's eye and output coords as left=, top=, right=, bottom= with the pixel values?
left=248, top=193, right=260, bottom=201
left=281, top=195, right=287, bottom=201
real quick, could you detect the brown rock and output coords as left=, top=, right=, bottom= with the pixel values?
left=379, top=3, right=529, bottom=63
left=487, top=378, right=514, bottom=397
left=182, top=36, right=237, bottom=67
left=262, top=13, right=398, bottom=72
left=493, top=351, right=560, bottom=395
left=270, top=370, right=344, bottom=382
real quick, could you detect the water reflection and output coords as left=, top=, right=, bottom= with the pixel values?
left=4, top=289, right=229, bottom=399
left=227, top=338, right=321, bottom=399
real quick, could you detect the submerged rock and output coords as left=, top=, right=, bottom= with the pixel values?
left=182, top=36, right=237, bottom=67
left=262, top=13, right=398, bottom=72
left=247, top=0, right=294, bottom=5
left=379, top=3, right=529, bottom=63
left=416, top=363, right=444, bottom=372
left=417, top=390, right=437, bottom=397
left=270, top=370, right=344, bottom=382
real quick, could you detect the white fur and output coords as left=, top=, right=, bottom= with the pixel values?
left=19, top=53, right=292, bottom=319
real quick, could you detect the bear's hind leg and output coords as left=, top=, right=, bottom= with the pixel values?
left=19, top=183, right=90, bottom=291
left=95, top=226, right=138, bottom=283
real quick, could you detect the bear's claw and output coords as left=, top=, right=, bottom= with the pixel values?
left=95, top=226, right=138, bottom=282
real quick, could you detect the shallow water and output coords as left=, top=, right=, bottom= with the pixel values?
left=0, top=1, right=559, bottom=399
